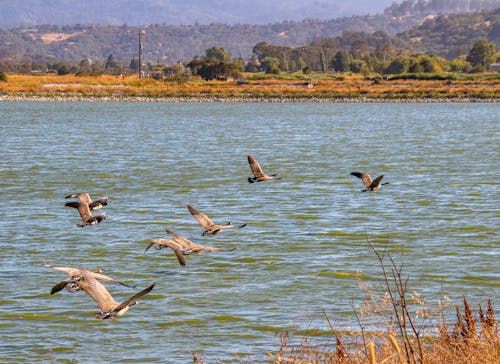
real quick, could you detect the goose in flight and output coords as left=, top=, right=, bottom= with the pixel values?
left=65, top=201, right=107, bottom=227
left=65, top=193, right=108, bottom=211
left=46, top=265, right=154, bottom=319
left=187, top=204, right=246, bottom=236
left=45, top=264, right=134, bottom=294
left=145, top=238, right=187, bottom=266
left=351, top=172, right=390, bottom=192
left=145, top=228, right=222, bottom=266
left=165, top=228, right=220, bottom=253
left=247, top=155, right=279, bottom=183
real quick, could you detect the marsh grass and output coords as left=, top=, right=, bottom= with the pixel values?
left=266, top=244, right=499, bottom=364
left=1, top=73, right=498, bottom=99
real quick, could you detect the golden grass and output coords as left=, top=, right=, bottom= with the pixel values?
left=264, top=244, right=499, bottom=364
left=39, top=32, right=83, bottom=44
left=266, top=301, right=498, bottom=364
left=1, top=73, right=499, bottom=100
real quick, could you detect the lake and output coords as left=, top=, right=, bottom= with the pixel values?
left=0, top=101, right=498, bottom=363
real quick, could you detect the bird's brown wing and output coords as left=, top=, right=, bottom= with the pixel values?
left=45, top=264, right=131, bottom=288
left=105, top=283, right=155, bottom=319
left=247, top=155, right=267, bottom=178
left=79, top=271, right=119, bottom=313
left=89, top=197, right=108, bottom=211
left=50, top=279, right=73, bottom=294
left=187, top=205, right=215, bottom=230
left=65, top=201, right=94, bottom=222
left=65, top=193, right=92, bottom=205
left=166, top=228, right=219, bottom=252
left=149, top=239, right=186, bottom=266
left=351, top=172, right=373, bottom=187
left=370, top=175, right=384, bottom=188
left=166, top=228, right=194, bottom=249
left=165, top=228, right=186, bottom=244
left=45, top=264, right=80, bottom=276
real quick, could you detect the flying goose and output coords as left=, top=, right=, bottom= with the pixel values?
left=145, top=228, right=222, bottom=266
left=187, top=204, right=246, bottom=236
left=45, top=264, right=134, bottom=294
left=47, top=265, right=155, bottom=319
left=165, top=228, right=220, bottom=253
left=65, top=201, right=107, bottom=227
left=65, top=193, right=108, bottom=211
left=247, top=155, right=279, bottom=183
left=351, top=172, right=390, bottom=192
left=145, top=238, right=187, bottom=266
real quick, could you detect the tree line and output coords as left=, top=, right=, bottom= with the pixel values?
left=0, top=6, right=497, bottom=70
left=1, top=37, right=494, bottom=84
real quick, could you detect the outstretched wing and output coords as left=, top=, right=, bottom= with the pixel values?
left=65, top=201, right=93, bottom=222
left=351, top=172, right=373, bottom=187
left=65, top=193, right=92, bottom=205
left=187, top=204, right=215, bottom=229
left=165, top=228, right=186, bottom=244
left=45, top=264, right=132, bottom=288
left=369, top=175, right=384, bottom=188
left=50, top=279, right=74, bottom=294
left=247, top=155, right=267, bottom=178
left=166, top=228, right=219, bottom=253
left=103, top=283, right=155, bottom=319
left=89, top=197, right=108, bottom=211
left=148, top=239, right=186, bottom=266
left=165, top=228, right=195, bottom=248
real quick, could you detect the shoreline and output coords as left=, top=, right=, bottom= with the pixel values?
left=1, top=95, right=499, bottom=103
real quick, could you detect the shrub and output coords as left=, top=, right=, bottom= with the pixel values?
left=0, top=71, right=7, bottom=82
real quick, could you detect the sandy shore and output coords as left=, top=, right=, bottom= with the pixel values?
left=0, top=95, right=499, bottom=103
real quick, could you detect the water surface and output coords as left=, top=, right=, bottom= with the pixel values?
left=0, top=102, right=498, bottom=363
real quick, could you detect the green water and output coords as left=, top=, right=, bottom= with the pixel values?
left=0, top=102, right=498, bottom=362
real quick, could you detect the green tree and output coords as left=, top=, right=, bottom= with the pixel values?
left=261, top=57, right=280, bottom=74
left=384, top=56, right=409, bottom=74
left=205, top=46, right=231, bottom=63
left=350, top=59, right=368, bottom=74
left=332, top=51, right=351, bottom=72
left=450, top=58, right=472, bottom=73
left=245, top=55, right=260, bottom=72
left=466, top=39, right=496, bottom=71
left=320, top=50, right=327, bottom=72
left=302, top=65, right=312, bottom=74
left=105, top=54, right=123, bottom=74
left=50, top=61, right=72, bottom=75
left=188, top=57, right=240, bottom=80
left=233, top=57, right=246, bottom=72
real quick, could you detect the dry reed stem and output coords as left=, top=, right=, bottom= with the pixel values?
left=367, top=342, right=376, bottom=364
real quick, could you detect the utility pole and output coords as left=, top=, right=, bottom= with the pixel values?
left=138, top=29, right=144, bottom=78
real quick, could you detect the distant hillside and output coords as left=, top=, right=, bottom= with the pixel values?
left=0, top=7, right=498, bottom=67
left=0, top=14, right=421, bottom=65
left=398, top=7, right=500, bottom=59
left=0, top=0, right=393, bottom=28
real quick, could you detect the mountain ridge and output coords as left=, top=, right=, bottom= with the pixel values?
left=0, top=0, right=393, bottom=28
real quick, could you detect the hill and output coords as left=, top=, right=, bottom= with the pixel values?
left=0, top=6, right=498, bottom=68
left=0, top=0, right=393, bottom=28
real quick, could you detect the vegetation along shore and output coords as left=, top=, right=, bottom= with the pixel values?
left=0, top=73, right=499, bottom=102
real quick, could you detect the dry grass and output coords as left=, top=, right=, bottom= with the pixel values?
left=39, top=32, right=83, bottom=44
left=1, top=73, right=499, bottom=100
left=266, top=244, right=499, bottom=364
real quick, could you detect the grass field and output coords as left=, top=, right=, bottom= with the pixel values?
left=1, top=72, right=499, bottom=100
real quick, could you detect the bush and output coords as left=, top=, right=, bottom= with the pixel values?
left=0, top=71, right=6, bottom=82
